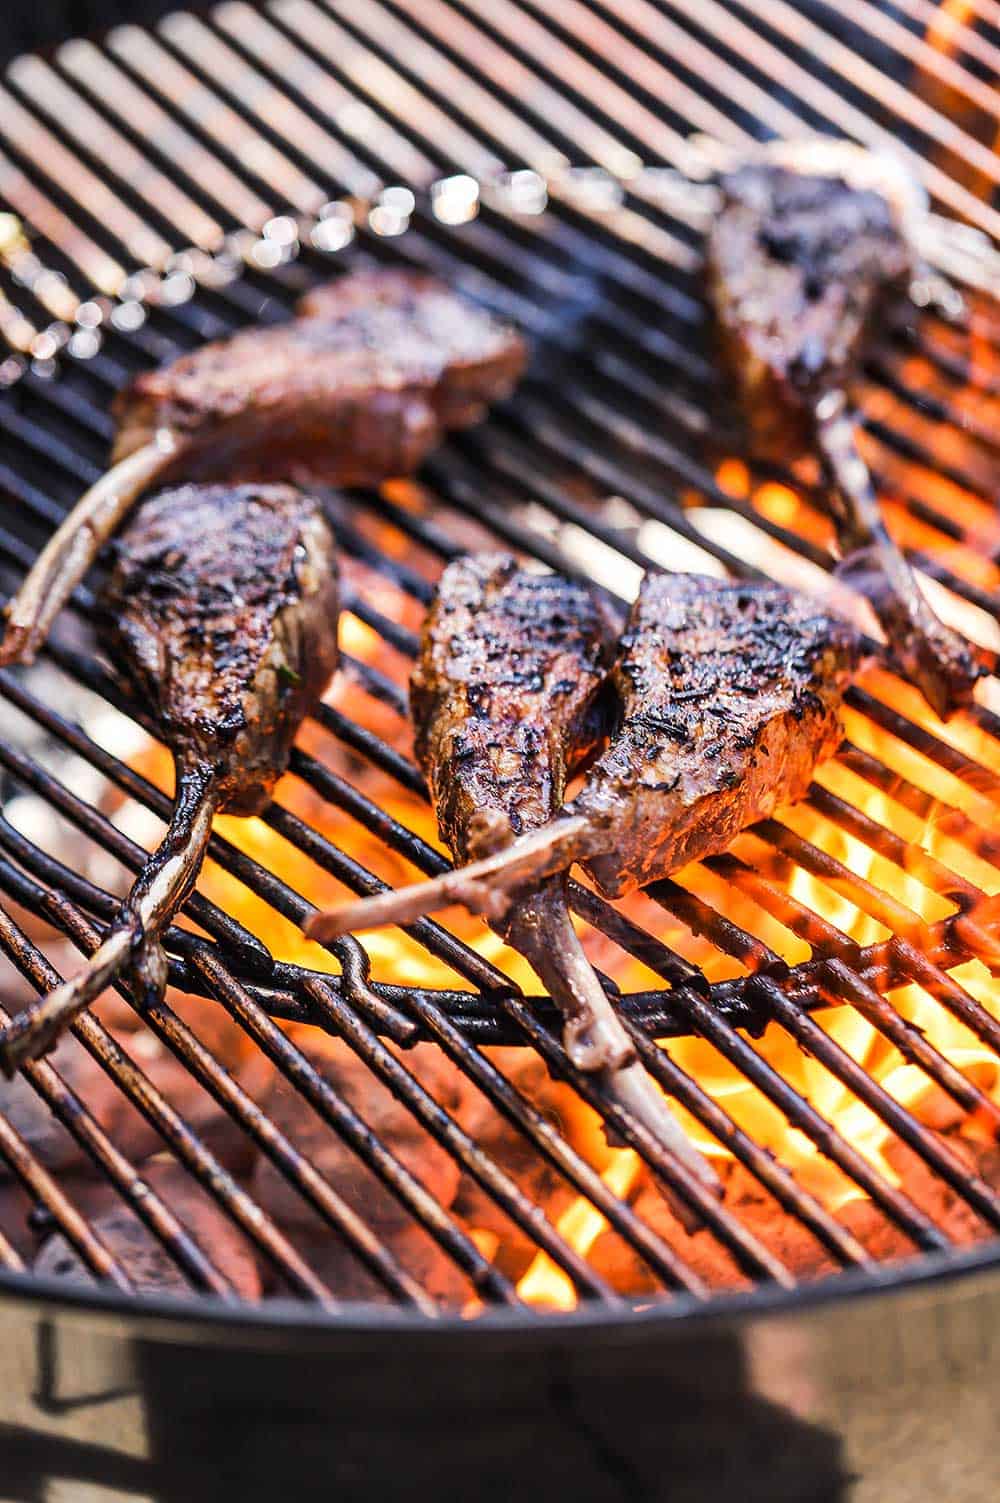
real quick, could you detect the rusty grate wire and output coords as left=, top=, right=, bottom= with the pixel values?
left=0, top=0, right=998, bottom=1310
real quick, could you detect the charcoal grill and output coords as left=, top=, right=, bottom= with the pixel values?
left=1, top=1, right=1000, bottom=1498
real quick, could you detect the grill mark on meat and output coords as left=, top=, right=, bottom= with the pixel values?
left=310, top=571, right=856, bottom=936
left=0, top=485, right=339, bottom=1072
left=103, top=484, right=339, bottom=813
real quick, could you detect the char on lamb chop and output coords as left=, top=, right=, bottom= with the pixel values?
left=0, top=483, right=340, bottom=1072
left=308, top=570, right=856, bottom=934
left=706, top=162, right=911, bottom=454
left=0, top=269, right=524, bottom=668
left=704, top=140, right=981, bottom=719
left=345, top=552, right=715, bottom=1184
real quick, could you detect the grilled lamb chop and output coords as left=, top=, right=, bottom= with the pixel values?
left=705, top=142, right=980, bottom=719
left=409, top=553, right=613, bottom=865
left=308, top=572, right=856, bottom=931
left=114, top=270, right=526, bottom=479
left=707, top=162, right=911, bottom=455
left=564, top=572, right=855, bottom=895
left=0, top=269, right=524, bottom=668
left=366, top=552, right=715, bottom=1185
left=0, top=483, right=339, bottom=1072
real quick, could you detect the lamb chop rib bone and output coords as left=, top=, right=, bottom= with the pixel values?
left=0, top=484, right=340, bottom=1074
left=0, top=269, right=524, bottom=668
left=376, top=552, right=715, bottom=1188
left=309, top=568, right=857, bottom=987
left=814, top=388, right=980, bottom=717
left=702, top=138, right=981, bottom=719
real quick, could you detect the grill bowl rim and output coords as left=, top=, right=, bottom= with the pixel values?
left=1, top=1235, right=999, bottom=1342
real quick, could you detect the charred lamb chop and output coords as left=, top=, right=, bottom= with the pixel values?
left=328, top=552, right=714, bottom=1184
left=704, top=140, right=980, bottom=719
left=307, top=571, right=856, bottom=932
left=0, top=270, right=524, bottom=668
left=0, top=483, right=339, bottom=1072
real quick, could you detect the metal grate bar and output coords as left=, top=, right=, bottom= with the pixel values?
left=655, top=0, right=1000, bottom=237
left=0, top=874, right=339, bottom=1303
left=0, top=850, right=525, bottom=1304
left=0, top=905, right=239, bottom=1297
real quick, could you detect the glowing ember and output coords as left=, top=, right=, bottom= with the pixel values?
left=518, top=1151, right=641, bottom=1308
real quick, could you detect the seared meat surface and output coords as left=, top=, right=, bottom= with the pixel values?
left=411, top=552, right=615, bottom=862
left=411, top=563, right=855, bottom=903
left=103, top=482, right=340, bottom=814
left=297, top=271, right=525, bottom=433
left=571, top=574, right=856, bottom=896
left=114, top=270, right=527, bottom=486
left=0, top=484, right=340, bottom=1072
left=706, top=164, right=912, bottom=454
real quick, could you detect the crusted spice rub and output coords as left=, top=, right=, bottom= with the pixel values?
left=103, top=482, right=340, bottom=814
left=410, top=552, right=615, bottom=862
left=573, top=574, right=857, bottom=896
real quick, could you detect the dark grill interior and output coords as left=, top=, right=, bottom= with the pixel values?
left=1, top=0, right=1000, bottom=1313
